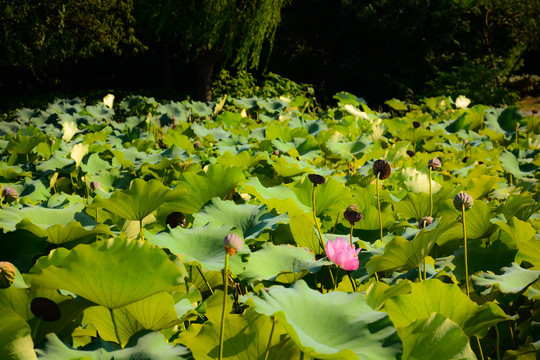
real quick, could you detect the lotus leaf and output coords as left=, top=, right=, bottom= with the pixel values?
left=383, top=279, right=510, bottom=337
left=0, top=308, right=37, bottom=360
left=193, top=197, right=289, bottom=240
left=89, top=179, right=183, bottom=221
left=177, top=308, right=299, bottom=360
left=472, top=263, right=540, bottom=295
left=398, top=313, right=476, bottom=360
left=0, top=204, right=110, bottom=244
left=36, top=332, right=191, bottom=360
left=243, top=280, right=401, bottom=359
left=29, top=237, right=183, bottom=309
left=240, top=243, right=330, bottom=283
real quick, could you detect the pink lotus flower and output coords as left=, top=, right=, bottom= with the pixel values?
left=326, top=237, right=361, bottom=271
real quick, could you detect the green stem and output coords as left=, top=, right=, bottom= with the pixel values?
left=196, top=265, right=214, bottom=295
left=462, top=205, right=469, bottom=297
left=418, top=267, right=423, bottom=282
left=110, top=308, right=123, bottom=348
left=264, top=317, right=276, bottom=360
left=140, top=219, right=144, bottom=240
left=429, top=167, right=433, bottom=217
left=423, top=259, right=427, bottom=281
left=219, top=253, right=230, bottom=360
left=332, top=212, right=341, bottom=234
left=349, top=223, right=354, bottom=247
left=333, top=267, right=339, bottom=291
left=495, top=325, right=501, bottom=360
left=312, top=187, right=326, bottom=254
left=376, top=177, right=384, bottom=243
left=347, top=272, right=356, bottom=292
left=475, top=337, right=485, bottom=360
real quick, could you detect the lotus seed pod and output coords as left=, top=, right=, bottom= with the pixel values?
left=453, top=192, right=473, bottom=211
left=419, top=216, right=433, bottom=229
left=89, top=181, right=101, bottom=191
left=166, top=212, right=186, bottom=229
left=193, top=141, right=202, bottom=150
left=428, top=158, right=441, bottom=170
left=406, top=150, right=415, bottom=157
left=2, top=187, right=18, bottom=203
left=308, top=173, right=326, bottom=186
left=413, top=121, right=421, bottom=129
left=344, top=205, right=363, bottom=224
left=0, top=262, right=16, bottom=289
left=273, top=149, right=280, bottom=156
left=462, top=156, right=469, bottom=163
left=31, top=297, right=61, bottom=322
left=373, top=159, right=391, bottom=180
left=223, top=234, right=243, bottom=256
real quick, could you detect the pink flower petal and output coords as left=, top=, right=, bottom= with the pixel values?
left=342, top=257, right=360, bottom=271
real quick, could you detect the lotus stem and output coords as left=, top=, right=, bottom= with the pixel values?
left=264, top=317, right=276, bottom=360
left=424, top=260, right=427, bottom=281
left=475, top=337, right=485, bottom=360
left=312, top=187, right=326, bottom=254
left=376, top=176, right=384, bottom=244
left=139, top=219, right=144, bottom=241
left=109, top=308, right=123, bottom=348
left=429, top=167, right=433, bottom=217
left=418, top=267, right=423, bottom=282
left=494, top=325, right=501, bottom=360
left=219, top=253, right=230, bottom=360
left=349, top=224, right=354, bottom=247
left=332, top=212, right=341, bottom=234
left=196, top=265, right=214, bottom=295
left=462, top=204, right=470, bottom=297
left=347, top=272, right=356, bottom=292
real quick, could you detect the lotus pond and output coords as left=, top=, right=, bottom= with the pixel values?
left=0, top=93, right=539, bottom=359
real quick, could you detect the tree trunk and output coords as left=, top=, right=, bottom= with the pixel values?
left=195, top=49, right=218, bottom=101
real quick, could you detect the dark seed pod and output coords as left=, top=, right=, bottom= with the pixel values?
left=462, top=156, right=469, bottom=163
left=413, top=121, right=421, bottom=129
left=406, top=150, right=415, bottom=157
left=2, top=187, right=18, bottom=203
left=478, top=161, right=484, bottom=165
left=308, top=173, right=326, bottom=186
left=89, top=181, right=101, bottom=191
left=419, top=216, right=433, bottom=229
left=166, top=212, right=186, bottom=229
left=31, top=297, right=61, bottom=322
left=453, top=192, right=473, bottom=211
left=373, top=159, right=391, bottom=180
left=344, top=205, right=363, bottom=224
left=428, top=158, right=441, bottom=170
left=224, top=234, right=243, bottom=256
left=0, top=262, right=16, bottom=289
left=193, top=141, right=202, bottom=150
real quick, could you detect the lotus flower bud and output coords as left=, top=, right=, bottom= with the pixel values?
left=413, top=121, right=421, bottom=129
left=0, top=262, right=16, bottom=289
left=89, top=181, right=101, bottom=191
left=193, top=141, right=202, bottom=150
left=453, top=192, right=473, bottom=211
left=2, top=187, right=18, bottom=203
left=273, top=149, right=280, bottom=156
left=428, top=158, right=441, bottom=170
left=30, top=297, right=61, bottom=322
left=224, top=234, right=243, bottom=256
left=344, top=205, right=363, bottom=224
left=373, top=159, right=391, bottom=180
left=406, top=150, right=415, bottom=157
left=308, top=173, right=326, bottom=186
left=419, top=216, right=433, bottom=229
left=166, top=212, right=186, bottom=229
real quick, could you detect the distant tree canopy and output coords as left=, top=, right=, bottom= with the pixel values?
left=0, top=0, right=538, bottom=105
left=134, top=0, right=289, bottom=100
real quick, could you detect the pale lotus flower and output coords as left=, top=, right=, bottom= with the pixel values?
left=326, top=237, right=361, bottom=271
left=344, top=104, right=369, bottom=120
left=402, top=167, right=441, bottom=194
left=70, top=143, right=89, bottom=167
left=371, top=118, right=386, bottom=142
left=62, top=121, right=78, bottom=142
left=455, top=95, right=471, bottom=109
left=103, top=94, right=115, bottom=109
left=240, top=108, right=248, bottom=118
